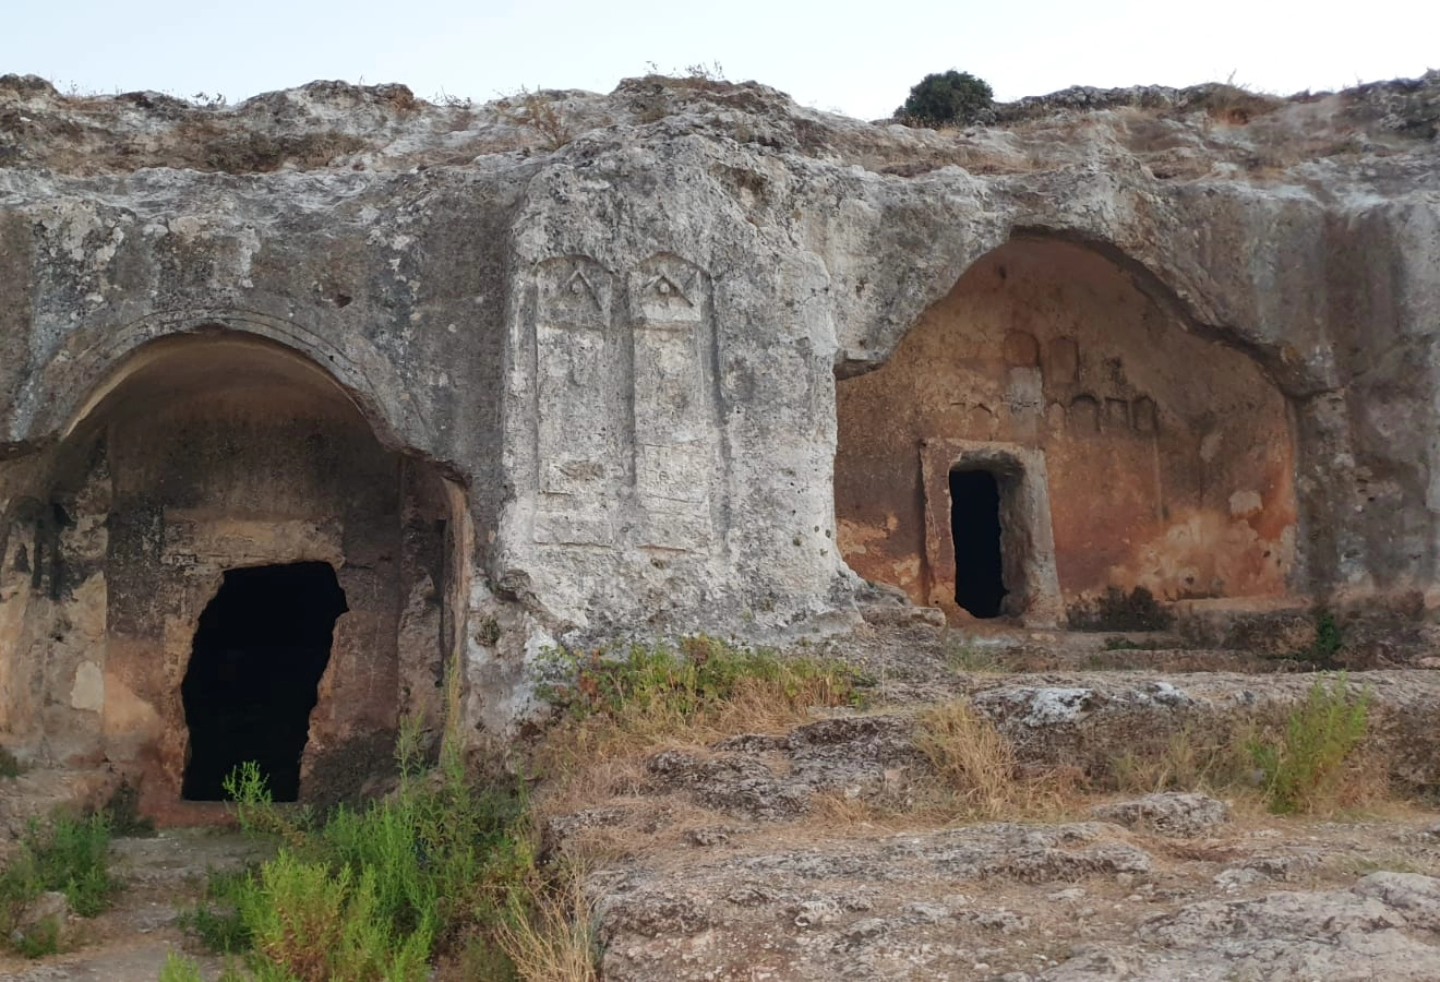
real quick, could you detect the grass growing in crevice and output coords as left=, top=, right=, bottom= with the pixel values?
left=1099, top=676, right=1379, bottom=816
left=1248, top=674, right=1373, bottom=814
left=913, top=702, right=1081, bottom=821
left=536, top=636, right=871, bottom=774
left=905, top=675, right=1381, bottom=826
left=494, top=866, right=596, bottom=982
left=0, top=812, right=118, bottom=956
left=1067, top=586, right=1173, bottom=632
left=101, top=778, right=156, bottom=838
left=943, top=636, right=1003, bottom=674
left=1102, top=636, right=1167, bottom=653
left=1109, top=722, right=1257, bottom=796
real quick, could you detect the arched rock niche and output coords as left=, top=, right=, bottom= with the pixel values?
left=0, top=331, right=469, bottom=820
left=835, top=237, right=1298, bottom=624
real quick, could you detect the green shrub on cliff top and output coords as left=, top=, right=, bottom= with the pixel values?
left=897, top=70, right=994, bottom=127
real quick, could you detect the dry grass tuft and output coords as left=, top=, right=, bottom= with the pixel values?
left=914, top=702, right=1081, bottom=822
left=538, top=757, right=650, bottom=815
left=915, top=701, right=1018, bottom=815
left=496, top=89, right=573, bottom=151
left=1109, top=722, right=1258, bottom=796
left=529, top=640, right=873, bottom=860
left=495, top=868, right=597, bottom=982
left=1199, top=83, right=1285, bottom=125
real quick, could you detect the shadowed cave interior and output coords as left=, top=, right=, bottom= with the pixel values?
left=950, top=468, right=1008, bottom=619
left=181, top=562, right=349, bottom=802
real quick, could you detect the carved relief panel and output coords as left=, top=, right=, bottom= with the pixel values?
left=627, top=254, right=720, bottom=553
left=530, top=257, right=621, bottom=547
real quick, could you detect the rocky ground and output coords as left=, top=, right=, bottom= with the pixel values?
left=559, top=628, right=1440, bottom=981
left=591, top=809, right=1440, bottom=981
left=6, top=629, right=1440, bottom=980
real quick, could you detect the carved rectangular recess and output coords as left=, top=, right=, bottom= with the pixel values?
left=627, top=254, right=719, bottom=553
left=530, top=256, right=620, bottom=547
left=920, top=438, right=1063, bottom=627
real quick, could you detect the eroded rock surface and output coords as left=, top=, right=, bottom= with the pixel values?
left=1091, top=793, right=1233, bottom=838
left=3, top=68, right=1440, bottom=817
left=581, top=799, right=1440, bottom=982
left=596, top=822, right=1155, bottom=981
left=547, top=661, right=1440, bottom=981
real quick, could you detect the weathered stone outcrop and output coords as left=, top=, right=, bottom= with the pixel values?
left=1, top=70, right=1438, bottom=812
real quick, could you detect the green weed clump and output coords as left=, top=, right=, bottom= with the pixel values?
left=1109, top=723, right=1254, bottom=795
left=10, top=915, right=60, bottom=958
left=158, top=952, right=204, bottom=982
left=1292, top=609, right=1345, bottom=667
left=1249, top=674, right=1373, bottom=814
left=181, top=740, right=593, bottom=982
left=542, top=636, right=867, bottom=722
left=535, top=636, right=870, bottom=774
left=159, top=952, right=247, bottom=982
left=239, top=850, right=430, bottom=982
left=180, top=867, right=252, bottom=954
left=36, top=813, right=116, bottom=916
left=0, top=812, right=118, bottom=956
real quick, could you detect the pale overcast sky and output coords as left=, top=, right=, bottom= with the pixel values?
left=3, top=0, right=1436, bottom=120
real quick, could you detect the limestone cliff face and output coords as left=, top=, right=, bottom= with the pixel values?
left=0, top=71, right=1436, bottom=792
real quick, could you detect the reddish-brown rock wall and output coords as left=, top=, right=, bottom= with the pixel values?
left=0, top=333, right=458, bottom=818
left=837, top=238, right=1297, bottom=623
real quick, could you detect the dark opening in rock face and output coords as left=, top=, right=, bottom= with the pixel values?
left=181, top=562, right=348, bottom=801
left=950, top=469, right=1007, bottom=618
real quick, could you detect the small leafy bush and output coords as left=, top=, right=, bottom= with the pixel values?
left=224, top=761, right=314, bottom=851
left=496, top=88, right=572, bottom=150
left=11, top=915, right=60, bottom=958
left=1249, top=674, right=1372, bottom=814
left=896, top=70, right=994, bottom=128
left=1292, top=609, right=1344, bottom=667
left=180, top=867, right=253, bottom=954
left=186, top=741, right=568, bottom=981
left=0, top=812, right=117, bottom=955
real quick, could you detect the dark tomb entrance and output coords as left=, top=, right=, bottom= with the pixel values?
left=181, top=562, right=348, bottom=801
left=949, top=469, right=1008, bottom=618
